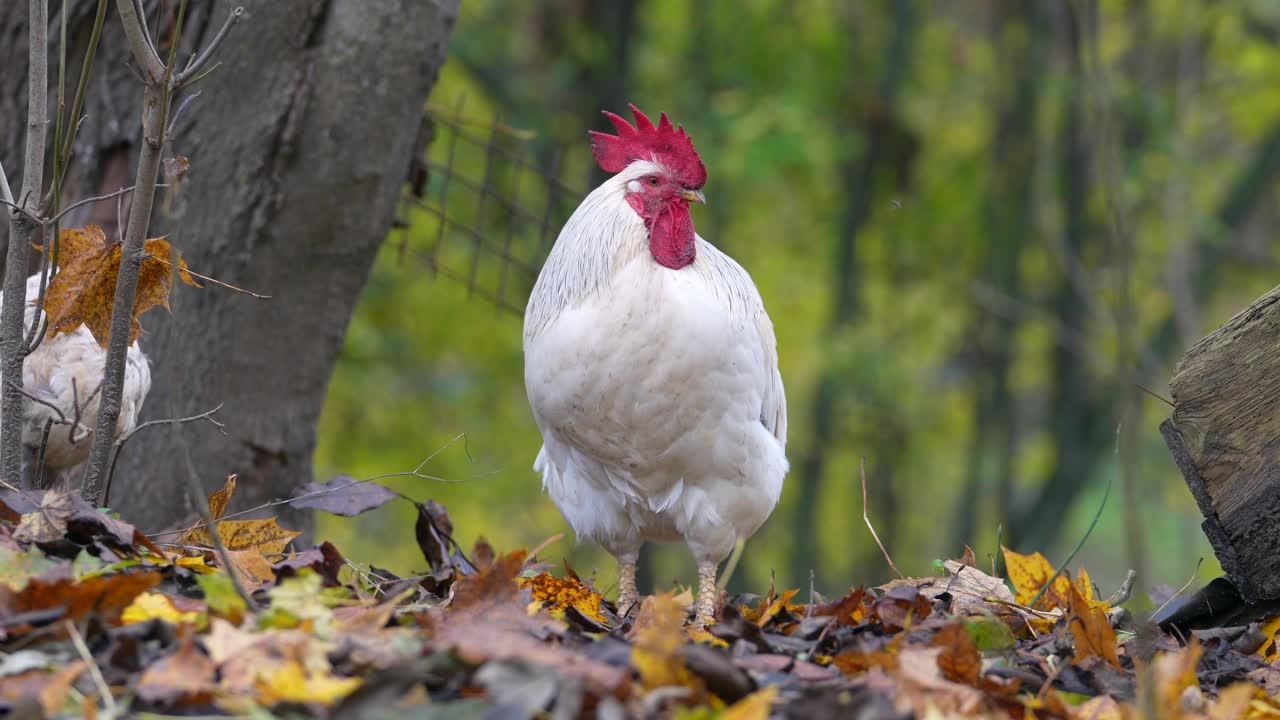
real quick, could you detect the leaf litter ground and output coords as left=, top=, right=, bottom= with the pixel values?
left=0, top=477, right=1278, bottom=719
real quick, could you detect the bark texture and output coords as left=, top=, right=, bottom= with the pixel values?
left=0, top=0, right=459, bottom=531
left=1163, top=284, right=1280, bottom=602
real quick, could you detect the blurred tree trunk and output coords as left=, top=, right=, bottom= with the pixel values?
left=789, top=0, right=915, bottom=584
left=952, top=0, right=1043, bottom=551
left=0, top=0, right=460, bottom=532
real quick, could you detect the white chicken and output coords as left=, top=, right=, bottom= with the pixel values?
left=0, top=272, right=151, bottom=488
left=524, top=105, right=787, bottom=625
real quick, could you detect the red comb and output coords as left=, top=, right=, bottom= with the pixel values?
left=589, top=104, right=706, bottom=188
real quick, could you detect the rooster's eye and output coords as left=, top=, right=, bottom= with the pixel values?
left=647, top=176, right=659, bottom=185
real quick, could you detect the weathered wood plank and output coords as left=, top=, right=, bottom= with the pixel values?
left=1164, top=285, right=1280, bottom=602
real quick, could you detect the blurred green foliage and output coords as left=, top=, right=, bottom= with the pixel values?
left=316, top=0, right=1280, bottom=600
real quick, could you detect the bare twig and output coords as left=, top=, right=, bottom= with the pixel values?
left=1, top=0, right=51, bottom=486
left=6, top=378, right=68, bottom=425
left=101, top=403, right=224, bottom=508
left=0, top=158, right=12, bottom=207
left=861, top=457, right=904, bottom=579
left=56, top=0, right=110, bottom=188
left=147, top=254, right=272, bottom=298
left=1135, top=383, right=1174, bottom=408
left=1107, top=568, right=1138, bottom=606
left=1152, top=558, right=1203, bottom=619
left=48, top=185, right=140, bottom=224
left=64, top=619, right=116, bottom=713
left=149, top=434, right=478, bottom=538
left=717, top=538, right=746, bottom=592
left=176, top=6, right=244, bottom=85
left=166, top=90, right=201, bottom=139
left=115, top=0, right=164, bottom=83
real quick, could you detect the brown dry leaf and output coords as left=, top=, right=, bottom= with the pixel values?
left=1260, top=615, right=1280, bottom=663
left=926, top=560, right=1018, bottom=617
left=450, top=549, right=527, bottom=614
left=742, top=587, right=800, bottom=628
left=872, top=585, right=932, bottom=632
left=137, top=633, right=216, bottom=706
left=11, top=570, right=163, bottom=625
left=1211, top=683, right=1258, bottom=720
left=893, top=647, right=988, bottom=716
left=831, top=642, right=900, bottom=676
left=1002, top=546, right=1075, bottom=611
left=184, top=518, right=300, bottom=555
left=41, top=226, right=199, bottom=348
left=207, top=475, right=237, bottom=521
left=1067, top=578, right=1120, bottom=669
left=1150, top=638, right=1203, bottom=717
left=39, top=660, right=88, bottom=716
left=12, top=490, right=162, bottom=555
left=519, top=571, right=610, bottom=626
left=224, top=548, right=277, bottom=590
left=721, top=686, right=778, bottom=720
left=934, top=622, right=982, bottom=685
left=630, top=593, right=700, bottom=695
left=1073, top=695, right=1124, bottom=720
left=808, top=587, right=872, bottom=625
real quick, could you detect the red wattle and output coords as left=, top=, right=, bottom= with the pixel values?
left=648, top=201, right=696, bottom=269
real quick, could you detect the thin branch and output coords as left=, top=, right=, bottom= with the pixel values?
left=1151, top=558, right=1203, bottom=620
left=861, top=457, right=904, bottom=579
left=0, top=158, right=12, bottom=207
left=147, top=254, right=271, bottom=298
left=166, top=90, right=201, bottom=139
left=102, top=403, right=225, bottom=508
left=56, top=0, right=110, bottom=187
left=176, top=6, right=244, bottom=86
left=1135, top=383, right=1174, bottom=408
left=6, top=379, right=67, bottom=425
left=149, top=434, right=478, bottom=538
left=64, top=619, right=116, bottom=713
left=115, top=0, right=164, bottom=83
left=49, top=185, right=141, bottom=224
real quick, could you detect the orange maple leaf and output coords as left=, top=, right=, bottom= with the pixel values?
left=40, top=225, right=200, bottom=348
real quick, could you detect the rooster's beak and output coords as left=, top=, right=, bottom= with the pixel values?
left=679, top=188, right=706, bottom=205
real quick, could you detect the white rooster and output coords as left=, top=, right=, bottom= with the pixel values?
left=524, top=105, right=787, bottom=625
left=0, top=272, right=151, bottom=488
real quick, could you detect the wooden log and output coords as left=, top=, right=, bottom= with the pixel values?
left=1163, top=284, right=1280, bottom=603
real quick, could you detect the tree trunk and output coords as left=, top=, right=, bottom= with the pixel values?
left=1163, top=285, right=1280, bottom=603
left=0, top=0, right=460, bottom=532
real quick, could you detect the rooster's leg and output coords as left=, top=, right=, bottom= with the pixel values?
left=693, top=560, right=718, bottom=627
left=617, top=551, right=639, bottom=617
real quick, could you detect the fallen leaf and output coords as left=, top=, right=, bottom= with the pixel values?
left=0, top=547, right=62, bottom=590
left=831, top=635, right=901, bottom=676
left=934, top=622, right=982, bottom=685
left=925, top=561, right=1017, bottom=616
left=451, top=549, right=527, bottom=614
left=137, top=633, right=216, bottom=706
left=808, top=587, right=872, bottom=625
left=12, top=490, right=161, bottom=555
left=121, top=591, right=202, bottom=626
left=182, top=518, right=300, bottom=555
left=9, top=569, right=162, bottom=625
left=207, top=475, right=237, bottom=520
left=1002, top=546, right=1073, bottom=611
left=254, top=660, right=362, bottom=706
left=1067, top=578, right=1120, bottom=669
left=872, top=585, right=932, bottom=632
left=741, top=587, right=800, bottom=628
left=519, top=571, right=611, bottom=627
left=224, top=548, right=276, bottom=591
left=721, top=685, right=778, bottom=720
left=631, top=593, right=701, bottom=696
left=197, top=572, right=248, bottom=624
left=41, top=225, right=199, bottom=347
left=289, top=476, right=400, bottom=517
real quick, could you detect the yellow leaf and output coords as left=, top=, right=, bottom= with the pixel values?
left=207, top=475, right=237, bottom=521
left=722, top=686, right=778, bottom=720
left=183, top=518, right=300, bottom=555
left=122, top=591, right=202, bottom=625
left=40, top=226, right=200, bottom=348
left=630, top=594, right=699, bottom=694
left=253, top=660, right=361, bottom=706
left=1002, top=546, right=1072, bottom=611
left=1259, top=615, right=1280, bottom=663
left=175, top=555, right=216, bottom=574
left=518, top=571, right=610, bottom=626
left=1067, top=581, right=1120, bottom=669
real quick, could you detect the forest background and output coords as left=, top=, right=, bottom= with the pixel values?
left=315, top=0, right=1280, bottom=603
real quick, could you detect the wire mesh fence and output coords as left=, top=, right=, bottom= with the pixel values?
left=395, top=102, right=589, bottom=315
